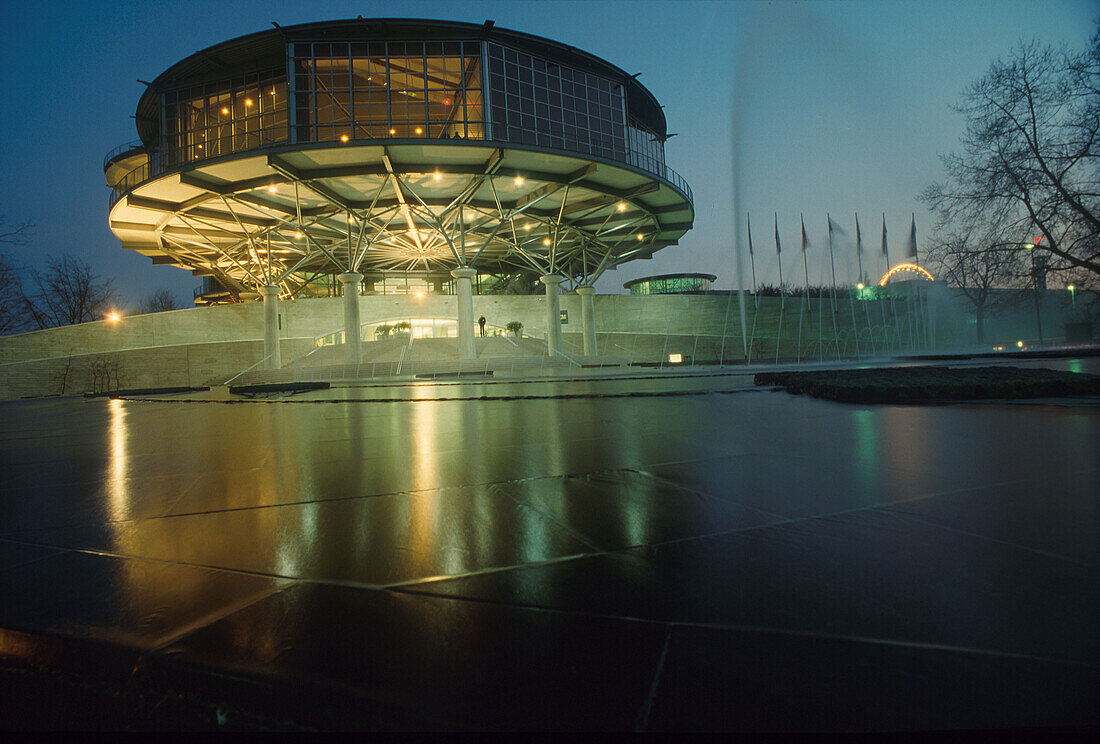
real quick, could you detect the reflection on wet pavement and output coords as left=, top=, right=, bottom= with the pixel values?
left=0, top=370, right=1097, bottom=730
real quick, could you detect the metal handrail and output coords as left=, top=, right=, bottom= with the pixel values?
left=103, top=139, right=145, bottom=170
left=105, top=124, right=692, bottom=209
left=222, top=354, right=272, bottom=385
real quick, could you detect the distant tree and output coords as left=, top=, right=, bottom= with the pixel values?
left=0, top=215, right=32, bottom=246
left=22, top=255, right=116, bottom=328
left=923, top=27, right=1100, bottom=279
left=140, top=288, right=180, bottom=314
left=0, top=252, right=28, bottom=335
left=0, top=214, right=34, bottom=334
left=926, top=222, right=1028, bottom=342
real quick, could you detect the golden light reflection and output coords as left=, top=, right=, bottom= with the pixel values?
left=107, top=398, right=130, bottom=524
left=409, top=401, right=444, bottom=573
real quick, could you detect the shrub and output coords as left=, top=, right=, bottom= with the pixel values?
left=506, top=321, right=523, bottom=336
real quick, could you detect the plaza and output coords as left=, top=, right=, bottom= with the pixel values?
left=0, top=355, right=1097, bottom=730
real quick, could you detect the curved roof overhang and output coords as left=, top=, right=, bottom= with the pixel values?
left=623, top=272, right=717, bottom=290
left=108, top=140, right=693, bottom=297
left=135, top=18, right=667, bottom=146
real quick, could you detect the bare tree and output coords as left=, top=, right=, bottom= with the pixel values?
left=923, top=27, right=1100, bottom=279
left=141, top=288, right=180, bottom=313
left=22, top=255, right=116, bottom=328
left=0, top=252, right=28, bottom=335
left=927, top=223, right=1028, bottom=342
left=0, top=215, right=34, bottom=335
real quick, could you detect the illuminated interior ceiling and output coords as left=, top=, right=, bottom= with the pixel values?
left=108, top=143, right=692, bottom=297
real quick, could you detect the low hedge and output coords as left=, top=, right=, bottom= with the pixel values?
left=754, top=366, right=1100, bottom=403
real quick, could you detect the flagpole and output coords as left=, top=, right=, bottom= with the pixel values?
left=856, top=213, right=875, bottom=356
left=882, top=213, right=901, bottom=354
left=798, top=213, right=809, bottom=364
left=774, top=213, right=784, bottom=364
left=747, top=213, right=758, bottom=309
left=911, top=212, right=929, bottom=351
left=839, top=214, right=861, bottom=359
left=826, top=214, right=841, bottom=360
left=746, top=212, right=759, bottom=363
left=842, top=216, right=861, bottom=360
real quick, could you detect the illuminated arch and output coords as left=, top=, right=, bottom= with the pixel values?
left=879, top=263, right=934, bottom=286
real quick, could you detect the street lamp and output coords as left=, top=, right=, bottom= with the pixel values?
left=1067, top=284, right=1076, bottom=310
left=1017, top=238, right=1048, bottom=345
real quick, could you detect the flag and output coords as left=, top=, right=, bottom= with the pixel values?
left=747, top=213, right=753, bottom=256
left=907, top=213, right=918, bottom=259
left=855, top=215, right=862, bottom=256
left=827, top=215, right=846, bottom=237
left=881, top=214, right=888, bottom=256
left=801, top=214, right=809, bottom=252
left=774, top=213, right=781, bottom=254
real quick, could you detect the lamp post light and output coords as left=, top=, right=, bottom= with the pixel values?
left=1024, top=240, right=1047, bottom=345
left=1067, top=284, right=1076, bottom=310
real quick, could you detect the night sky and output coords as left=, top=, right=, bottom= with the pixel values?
left=0, top=0, right=1093, bottom=308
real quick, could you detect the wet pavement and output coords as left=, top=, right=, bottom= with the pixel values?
left=0, top=363, right=1097, bottom=730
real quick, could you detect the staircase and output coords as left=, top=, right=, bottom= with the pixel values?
left=231, top=335, right=627, bottom=385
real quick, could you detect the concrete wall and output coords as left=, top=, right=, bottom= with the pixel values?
left=0, top=287, right=1094, bottom=399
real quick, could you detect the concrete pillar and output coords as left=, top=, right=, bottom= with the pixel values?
left=451, top=266, right=477, bottom=359
left=338, top=272, right=363, bottom=365
left=541, top=274, right=564, bottom=357
left=259, top=285, right=281, bottom=370
left=577, top=285, right=596, bottom=356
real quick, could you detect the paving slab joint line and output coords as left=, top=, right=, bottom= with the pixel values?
left=869, top=507, right=1096, bottom=567
left=380, top=587, right=1100, bottom=671
left=143, top=581, right=299, bottom=656
left=114, top=386, right=775, bottom=404
left=635, top=624, right=673, bottom=732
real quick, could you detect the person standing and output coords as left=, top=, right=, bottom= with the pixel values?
left=478, top=314, right=486, bottom=337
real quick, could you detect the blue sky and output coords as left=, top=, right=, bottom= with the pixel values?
left=0, top=0, right=1094, bottom=305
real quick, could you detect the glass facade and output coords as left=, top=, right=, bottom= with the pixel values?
left=486, top=43, right=626, bottom=160
left=626, top=274, right=715, bottom=295
left=130, top=29, right=683, bottom=198
left=291, top=40, right=483, bottom=143
left=165, top=67, right=288, bottom=167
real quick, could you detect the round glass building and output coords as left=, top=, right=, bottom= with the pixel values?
left=104, top=18, right=694, bottom=364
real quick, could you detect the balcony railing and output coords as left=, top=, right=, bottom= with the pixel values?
left=107, top=126, right=693, bottom=208
left=103, top=139, right=146, bottom=170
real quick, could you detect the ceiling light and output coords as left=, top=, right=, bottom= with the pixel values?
left=340, top=134, right=349, bottom=142
left=514, top=176, right=524, bottom=186
left=636, top=233, right=644, bottom=240
left=221, top=107, right=229, bottom=115
left=523, top=224, right=532, bottom=231
left=618, top=202, right=627, bottom=212
left=433, top=171, right=441, bottom=180
left=415, top=127, right=423, bottom=135
left=543, top=238, right=551, bottom=246
left=389, top=128, right=396, bottom=135
left=244, top=98, right=253, bottom=107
